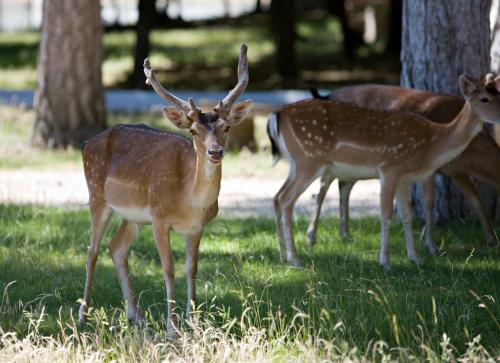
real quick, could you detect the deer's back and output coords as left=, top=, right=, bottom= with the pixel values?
left=278, top=99, right=443, bottom=169
left=331, top=84, right=463, bottom=123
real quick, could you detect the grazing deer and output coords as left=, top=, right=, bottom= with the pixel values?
left=306, top=85, right=500, bottom=250
left=79, top=45, right=252, bottom=330
left=268, top=75, right=500, bottom=268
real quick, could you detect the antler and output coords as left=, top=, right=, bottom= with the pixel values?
left=215, top=44, right=249, bottom=116
left=144, top=58, right=200, bottom=116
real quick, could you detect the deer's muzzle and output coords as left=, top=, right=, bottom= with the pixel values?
left=208, top=145, right=224, bottom=162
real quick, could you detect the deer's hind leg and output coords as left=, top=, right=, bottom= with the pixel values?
left=79, top=201, right=112, bottom=323
left=306, top=172, right=335, bottom=247
left=452, top=175, right=498, bottom=246
left=421, top=175, right=439, bottom=255
left=274, top=166, right=322, bottom=266
left=108, top=220, right=144, bottom=323
left=339, top=180, right=355, bottom=240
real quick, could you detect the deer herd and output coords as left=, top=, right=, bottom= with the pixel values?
left=78, top=44, right=500, bottom=331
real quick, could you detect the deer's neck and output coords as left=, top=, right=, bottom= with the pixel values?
left=444, top=101, right=482, bottom=147
left=191, top=155, right=222, bottom=208
left=434, top=101, right=482, bottom=167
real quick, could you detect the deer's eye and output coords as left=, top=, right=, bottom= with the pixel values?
left=189, top=129, right=197, bottom=136
left=224, top=125, right=231, bottom=133
left=480, top=97, right=490, bottom=103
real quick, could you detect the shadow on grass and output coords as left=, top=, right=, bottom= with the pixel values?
left=0, top=204, right=499, bottom=351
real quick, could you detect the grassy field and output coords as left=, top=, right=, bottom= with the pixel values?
left=0, top=15, right=399, bottom=91
left=0, top=204, right=499, bottom=361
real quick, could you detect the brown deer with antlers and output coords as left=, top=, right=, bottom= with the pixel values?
left=268, top=75, right=500, bottom=268
left=305, top=85, right=500, bottom=250
left=78, top=45, right=252, bottom=330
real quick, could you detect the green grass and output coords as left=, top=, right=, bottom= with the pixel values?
left=0, top=204, right=499, bottom=360
left=0, top=15, right=399, bottom=90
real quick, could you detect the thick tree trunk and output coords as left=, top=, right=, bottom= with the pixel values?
left=33, top=0, right=106, bottom=149
left=490, top=0, right=500, bottom=223
left=270, top=0, right=297, bottom=81
left=401, top=0, right=494, bottom=222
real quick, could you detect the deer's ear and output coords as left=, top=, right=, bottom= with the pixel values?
left=162, top=107, right=193, bottom=129
left=228, top=100, right=253, bottom=125
left=459, top=75, right=477, bottom=98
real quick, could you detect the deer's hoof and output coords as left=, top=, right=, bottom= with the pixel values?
left=409, top=256, right=422, bottom=265
left=340, top=233, right=353, bottom=242
left=426, top=243, right=439, bottom=256
left=306, top=230, right=316, bottom=247
left=486, top=236, right=499, bottom=247
left=78, top=305, right=88, bottom=325
left=288, top=256, right=303, bottom=268
left=128, top=309, right=146, bottom=326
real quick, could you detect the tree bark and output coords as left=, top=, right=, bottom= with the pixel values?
left=490, top=0, right=500, bottom=223
left=33, top=0, right=106, bottom=149
left=401, top=0, right=494, bottom=222
left=328, top=0, right=359, bottom=58
left=385, top=0, right=402, bottom=54
left=491, top=0, right=500, bottom=73
left=270, top=0, right=297, bottom=81
left=130, top=0, right=157, bottom=88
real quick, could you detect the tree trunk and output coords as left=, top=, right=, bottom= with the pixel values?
left=270, top=0, right=297, bottom=81
left=490, top=0, right=500, bottom=223
left=328, top=0, right=359, bottom=58
left=33, top=0, right=106, bottom=149
left=491, top=0, right=500, bottom=73
left=401, top=0, right=494, bottom=222
left=131, top=0, right=157, bottom=88
left=385, top=0, right=402, bottom=54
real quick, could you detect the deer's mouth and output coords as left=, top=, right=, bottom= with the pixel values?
left=207, top=148, right=224, bottom=163
left=208, top=156, right=223, bottom=164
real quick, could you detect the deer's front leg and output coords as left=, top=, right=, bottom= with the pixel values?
left=396, top=181, right=420, bottom=264
left=184, top=231, right=202, bottom=323
left=108, top=220, right=144, bottom=323
left=379, top=174, right=399, bottom=269
left=152, top=221, right=177, bottom=332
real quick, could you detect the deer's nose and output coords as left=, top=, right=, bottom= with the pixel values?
left=208, top=145, right=224, bottom=161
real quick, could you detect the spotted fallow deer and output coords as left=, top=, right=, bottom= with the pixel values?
left=268, top=74, right=500, bottom=268
left=305, top=85, right=500, bottom=250
left=78, top=45, right=252, bottom=330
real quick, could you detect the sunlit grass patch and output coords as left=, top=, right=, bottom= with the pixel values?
left=0, top=204, right=499, bottom=360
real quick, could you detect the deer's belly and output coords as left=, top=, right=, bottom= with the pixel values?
left=109, top=204, right=152, bottom=224
left=327, top=162, right=378, bottom=180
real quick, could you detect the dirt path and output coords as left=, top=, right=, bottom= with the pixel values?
left=0, top=169, right=380, bottom=218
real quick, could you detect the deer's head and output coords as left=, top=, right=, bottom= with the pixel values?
left=144, top=44, right=253, bottom=164
left=460, top=73, right=500, bottom=124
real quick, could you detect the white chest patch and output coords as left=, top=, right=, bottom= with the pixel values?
left=327, top=162, right=378, bottom=180
left=432, top=145, right=468, bottom=171
left=110, top=205, right=152, bottom=224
